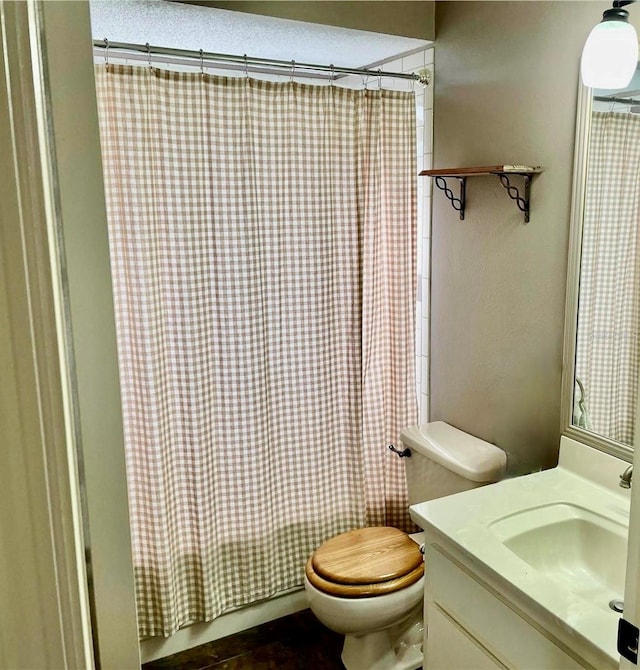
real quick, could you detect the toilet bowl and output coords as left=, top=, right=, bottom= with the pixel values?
left=304, top=422, right=507, bottom=670
left=304, top=526, right=425, bottom=670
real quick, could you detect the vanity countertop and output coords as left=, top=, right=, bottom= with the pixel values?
left=410, top=436, right=631, bottom=669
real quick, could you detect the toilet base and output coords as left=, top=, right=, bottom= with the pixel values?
left=340, top=607, right=423, bottom=670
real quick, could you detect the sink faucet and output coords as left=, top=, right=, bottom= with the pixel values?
left=619, top=465, right=633, bottom=489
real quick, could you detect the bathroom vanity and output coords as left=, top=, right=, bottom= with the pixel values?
left=410, top=436, right=630, bottom=670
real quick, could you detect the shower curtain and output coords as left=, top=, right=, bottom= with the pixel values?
left=95, top=65, right=417, bottom=637
left=576, top=111, right=640, bottom=444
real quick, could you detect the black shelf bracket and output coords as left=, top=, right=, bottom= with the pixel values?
left=423, top=166, right=541, bottom=223
left=493, top=173, right=534, bottom=224
left=434, top=176, right=466, bottom=220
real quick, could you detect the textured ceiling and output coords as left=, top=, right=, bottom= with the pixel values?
left=89, top=0, right=428, bottom=69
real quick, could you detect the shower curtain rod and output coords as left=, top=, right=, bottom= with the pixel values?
left=594, top=95, right=640, bottom=105
left=93, top=40, right=431, bottom=86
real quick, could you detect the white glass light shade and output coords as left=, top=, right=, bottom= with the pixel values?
left=581, top=19, right=639, bottom=89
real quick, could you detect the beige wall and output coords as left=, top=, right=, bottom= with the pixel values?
left=430, top=1, right=615, bottom=474
left=180, top=1, right=435, bottom=40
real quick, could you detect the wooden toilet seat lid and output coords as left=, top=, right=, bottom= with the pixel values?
left=311, top=526, right=423, bottom=585
left=305, top=556, right=424, bottom=598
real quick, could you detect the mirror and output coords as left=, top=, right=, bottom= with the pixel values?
left=563, top=68, right=640, bottom=461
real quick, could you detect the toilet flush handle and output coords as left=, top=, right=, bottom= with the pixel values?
left=388, top=444, right=412, bottom=458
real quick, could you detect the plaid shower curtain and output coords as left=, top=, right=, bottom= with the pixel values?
left=95, top=65, right=417, bottom=638
left=576, top=111, right=640, bottom=445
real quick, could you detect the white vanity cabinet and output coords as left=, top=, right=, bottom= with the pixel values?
left=427, top=601, right=505, bottom=669
left=425, top=544, right=599, bottom=669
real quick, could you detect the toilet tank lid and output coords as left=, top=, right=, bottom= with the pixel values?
left=399, top=421, right=506, bottom=482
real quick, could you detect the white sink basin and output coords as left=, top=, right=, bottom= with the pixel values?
left=409, top=436, right=632, bottom=668
left=490, top=502, right=627, bottom=611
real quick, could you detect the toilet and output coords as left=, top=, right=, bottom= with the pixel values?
left=304, top=421, right=507, bottom=670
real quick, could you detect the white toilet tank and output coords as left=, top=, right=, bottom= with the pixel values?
left=399, top=421, right=506, bottom=505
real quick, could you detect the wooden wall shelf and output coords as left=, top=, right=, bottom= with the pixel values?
left=420, top=165, right=543, bottom=223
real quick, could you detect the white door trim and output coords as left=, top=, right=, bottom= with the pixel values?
left=1, top=1, right=141, bottom=667
left=0, top=2, right=94, bottom=667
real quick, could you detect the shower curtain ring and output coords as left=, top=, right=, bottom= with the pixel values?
left=199, top=49, right=204, bottom=77
left=290, top=60, right=296, bottom=82
left=146, top=42, right=152, bottom=71
left=330, top=64, right=335, bottom=86
left=104, top=38, right=109, bottom=69
left=243, top=54, right=249, bottom=78
left=378, top=69, right=382, bottom=90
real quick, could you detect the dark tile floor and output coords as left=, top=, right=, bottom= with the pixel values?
left=142, top=609, right=345, bottom=669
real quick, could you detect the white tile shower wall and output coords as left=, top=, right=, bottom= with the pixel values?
left=411, top=48, right=433, bottom=425
left=365, top=47, right=433, bottom=425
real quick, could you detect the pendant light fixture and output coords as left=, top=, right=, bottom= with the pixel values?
left=581, top=0, right=638, bottom=89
